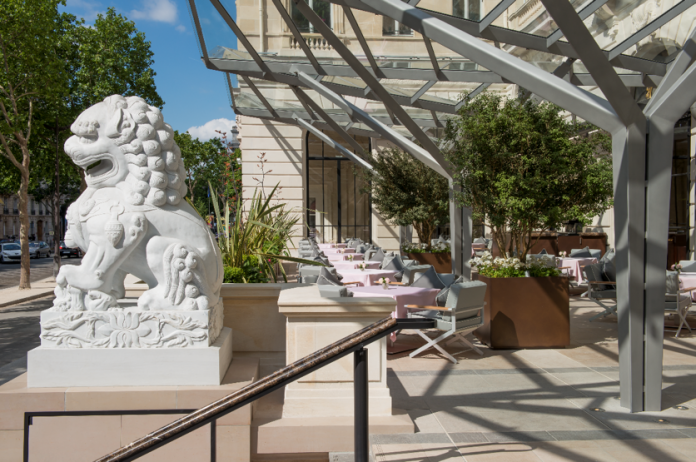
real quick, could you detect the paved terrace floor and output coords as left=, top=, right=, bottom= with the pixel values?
left=370, top=297, right=696, bottom=462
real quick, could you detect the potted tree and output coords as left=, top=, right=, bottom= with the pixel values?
left=359, top=148, right=451, bottom=272
left=444, top=93, right=614, bottom=348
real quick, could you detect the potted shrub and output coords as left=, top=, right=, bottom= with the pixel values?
left=444, top=93, right=613, bottom=260
left=402, top=241, right=452, bottom=273
left=472, top=252, right=570, bottom=349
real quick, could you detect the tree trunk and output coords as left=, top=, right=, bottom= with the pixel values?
left=18, top=166, right=30, bottom=290
left=53, top=124, right=61, bottom=279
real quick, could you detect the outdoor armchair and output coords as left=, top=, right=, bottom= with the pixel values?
left=406, top=281, right=487, bottom=364
left=665, top=271, right=693, bottom=338
left=400, top=265, right=433, bottom=285
left=582, top=263, right=617, bottom=321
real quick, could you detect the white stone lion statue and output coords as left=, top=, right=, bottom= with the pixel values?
left=51, top=95, right=223, bottom=314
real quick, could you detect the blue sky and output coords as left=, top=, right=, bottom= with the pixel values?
left=62, top=0, right=237, bottom=141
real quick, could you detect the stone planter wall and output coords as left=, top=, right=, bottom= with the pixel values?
left=474, top=275, right=570, bottom=349
left=221, top=283, right=310, bottom=352
left=406, top=252, right=452, bottom=273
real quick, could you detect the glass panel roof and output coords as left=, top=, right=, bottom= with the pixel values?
left=505, top=0, right=588, bottom=37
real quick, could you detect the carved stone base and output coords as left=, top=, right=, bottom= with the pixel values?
left=39, top=297, right=224, bottom=349
left=27, top=327, right=233, bottom=387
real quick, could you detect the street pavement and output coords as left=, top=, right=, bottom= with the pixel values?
left=0, top=297, right=53, bottom=386
left=0, top=256, right=82, bottom=289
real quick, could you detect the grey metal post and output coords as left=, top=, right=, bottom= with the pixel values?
left=611, top=124, right=647, bottom=412
left=462, top=206, right=472, bottom=280
left=354, top=348, right=369, bottom=462
left=448, top=180, right=465, bottom=277
left=643, top=62, right=696, bottom=410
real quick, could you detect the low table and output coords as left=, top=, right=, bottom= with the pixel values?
left=557, top=257, right=597, bottom=283
left=331, top=261, right=380, bottom=271
left=337, top=269, right=398, bottom=287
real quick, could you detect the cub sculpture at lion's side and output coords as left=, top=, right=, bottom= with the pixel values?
left=52, top=94, right=223, bottom=314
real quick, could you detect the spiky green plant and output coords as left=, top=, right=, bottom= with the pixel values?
left=210, top=182, right=321, bottom=282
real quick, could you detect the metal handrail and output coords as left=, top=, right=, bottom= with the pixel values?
left=94, top=316, right=435, bottom=462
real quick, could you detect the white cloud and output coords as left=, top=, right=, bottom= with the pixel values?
left=187, top=118, right=237, bottom=142
left=130, top=0, right=178, bottom=24
left=66, top=0, right=104, bottom=21
left=176, top=24, right=186, bottom=33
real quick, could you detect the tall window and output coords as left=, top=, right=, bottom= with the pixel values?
left=306, top=130, right=372, bottom=243
left=291, top=0, right=332, bottom=33
left=382, top=17, right=412, bottom=36
left=453, top=0, right=482, bottom=21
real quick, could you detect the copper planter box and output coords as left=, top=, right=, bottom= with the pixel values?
left=474, top=275, right=570, bottom=349
left=406, top=252, right=451, bottom=273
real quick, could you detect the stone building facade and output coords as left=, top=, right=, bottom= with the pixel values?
left=228, top=0, right=696, bottom=256
left=0, top=195, right=55, bottom=243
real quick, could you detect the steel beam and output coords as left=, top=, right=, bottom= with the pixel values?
left=358, top=0, right=622, bottom=133
left=411, top=81, right=437, bottom=104
left=294, top=116, right=374, bottom=171
left=645, top=28, right=696, bottom=114
left=546, top=0, right=609, bottom=47
left=642, top=62, right=696, bottom=411
left=343, top=6, right=383, bottom=78
left=293, top=0, right=450, bottom=169
left=270, top=0, right=324, bottom=74
left=332, top=0, right=667, bottom=76
left=478, top=0, right=515, bottom=33
left=241, top=75, right=279, bottom=118
left=226, top=73, right=238, bottom=112
left=296, top=71, right=450, bottom=178
left=608, top=0, right=696, bottom=61
left=188, top=0, right=210, bottom=65
left=423, top=36, right=442, bottom=77
left=540, top=0, right=642, bottom=126
left=293, top=86, right=368, bottom=156
left=210, top=0, right=272, bottom=76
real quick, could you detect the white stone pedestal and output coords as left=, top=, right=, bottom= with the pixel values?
left=27, top=327, right=233, bottom=388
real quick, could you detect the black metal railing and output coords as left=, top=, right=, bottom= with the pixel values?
left=83, top=317, right=434, bottom=462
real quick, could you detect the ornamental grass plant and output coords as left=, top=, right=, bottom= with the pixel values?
left=211, top=182, right=320, bottom=283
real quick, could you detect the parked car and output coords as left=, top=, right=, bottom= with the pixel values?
left=0, top=243, right=20, bottom=263
left=28, top=241, right=51, bottom=259
left=59, top=241, right=82, bottom=258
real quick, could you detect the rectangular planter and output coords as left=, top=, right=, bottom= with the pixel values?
left=474, top=275, right=569, bottom=349
left=406, top=252, right=451, bottom=273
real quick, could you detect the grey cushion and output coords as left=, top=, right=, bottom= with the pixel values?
left=539, top=248, right=548, bottom=255
left=666, top=271, right=680, bottom=295
left=438, top=273, right=457, bottom=287
left=301, top=275, right=318, bottom=284
left=411, top=266, right=446, bottom=289
left=589, top=249, right=601, bottom=260
left=320, top=266, right=343, bottom=284
left=356, top=243, right=369, bottom=254
left=679, top=260, right=696, bottom=273
left=600, top=248, right=614, bottom=264
left=369, top=248, right=386, bottom=262
left=570, top=247, right=592, bottom=258
left=382, top=255, right=406, bottom=282
left=473, top=237, right=486, bottom=244
left=436, top=276, right=465, bottom=306
left=402, top=265, right=432, bottom=285
left=602, top=251, right=616, bottom=284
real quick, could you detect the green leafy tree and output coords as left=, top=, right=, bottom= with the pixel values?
left=0, top=0, right=68, bottom=289
left=42, top=8, right=163, bottom=277
left=444, top=93, right=613, bottom=259
left=359, top=147, right=450, bottom=247
left=175, top=131, right=226, bottom=218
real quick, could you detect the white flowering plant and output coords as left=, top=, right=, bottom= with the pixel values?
left=401, top=241, right=450, bottom=254
left=356, top=262, right=366, bottom=270
left=347, top=254, right=354, bottom=261
left=378, top=277, right=390, bottom=284
left=472, top=251, right=561, bottom=278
